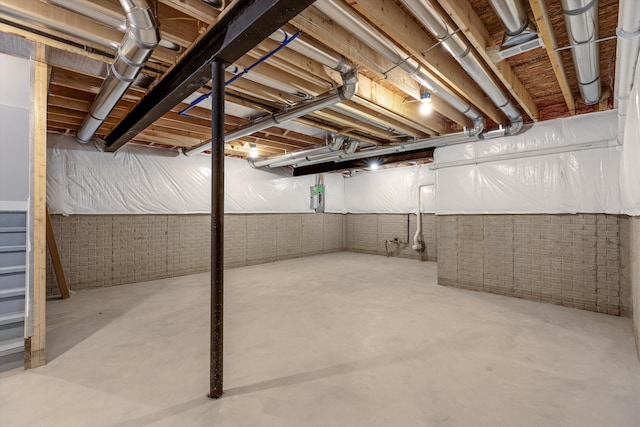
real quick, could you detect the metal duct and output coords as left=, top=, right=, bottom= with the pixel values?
left=561, top=0, right=601, bottom=105
left=268, top=31, right=408, bottom=135
left=183, top=66, right=358, bottom=156
left=251, top=136, right=347, bottom=168
left=614, top=0, right=640, bottom=144
left=77, top=0, right=160, bottom=142
left=488, top=0, right=538, bottom=47
left=401, top=0, right=522, bottom=135
left=314, top=0, right=484, bottom=136
left=45, top=0, right=179, bottom=51
left=0, top=2, right=118, bottom=50
left=267, top=138, right=360, bottom=168
left=291, top=132, right=474, bottom=168
left=269, top=30, right=352, bottom=74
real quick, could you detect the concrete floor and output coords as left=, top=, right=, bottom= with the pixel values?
left=1, top=252, right=639, bottom=427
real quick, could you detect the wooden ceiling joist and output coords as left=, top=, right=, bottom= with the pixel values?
left=435, top=0, right=539, bottom=122
left=528, top=0, right=576, bottom=115
left=292, top=6, right=471, bottom=128
left=0, top=0, right=178, bottom=65
left=348, top=0, right=505, bottom=124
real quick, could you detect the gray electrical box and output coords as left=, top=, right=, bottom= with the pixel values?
left=310, top=184, right=325, bottom=212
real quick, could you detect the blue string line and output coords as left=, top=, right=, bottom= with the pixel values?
left=178, top=31, right=302, bottom=118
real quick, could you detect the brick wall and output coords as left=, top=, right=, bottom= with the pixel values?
left=46, top=213, right=345, bottom=297
left=437, top=214, right=631, bottom=316
left=345, top=213, right=437, bottom=261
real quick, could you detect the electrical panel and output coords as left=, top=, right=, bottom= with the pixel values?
left=310, top=184, right=325, bottom=213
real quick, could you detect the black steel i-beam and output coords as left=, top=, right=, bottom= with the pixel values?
left=104, top=0, right=317, bottom=152
left=292, top=149, right=436, bottom=176
left=209, top=60, right=225, bottom=399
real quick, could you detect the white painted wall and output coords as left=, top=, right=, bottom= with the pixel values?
left=0, top=53, right=32, bottom=210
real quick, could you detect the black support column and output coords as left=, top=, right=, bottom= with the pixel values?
left=209, top=59, right=225, bottom=399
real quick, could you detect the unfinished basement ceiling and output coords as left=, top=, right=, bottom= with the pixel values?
left=0, top=0, right=621, bottom=162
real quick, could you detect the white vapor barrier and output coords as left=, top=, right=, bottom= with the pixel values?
left=620, top=56, right=640, bottom=215
left=344, top=164, right=435, bottom=213
left=47, top=134, right=346, bottom=214
left=434, top=110, right=622, bottom=214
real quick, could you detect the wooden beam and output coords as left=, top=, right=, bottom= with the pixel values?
left=0, top=0, right=177, bottom=65
left=158, top=0, right=219, bottom=23
left=291, top=7, right=471, bottom=126
left=260, top=128, right=324, bottom=146
left=224, top=73, right=310, bottom=105
left=26, top=44, right=48, bottom=369
left=337, top=101, right=428, bottom=139
left=312, top=110, right=398, bottom=140
left=233, top=56, right=329, bottom=96
left=295, top=117, right=386, bottom=146
left=435, top=0, right=539, bottom=122
left=347, top=0, right=505, bottom=124
left=45, top=206, right=70, bottom=299
left=355, top=77, right=452, bottom=134
left=529, top=0, right=575, bottom=115
left=90, top=0, right=202, bottom=49
left=241, top=135, right=309, bottom=152
left=253, top=37, right=334, bottom=82
left=0, top=23, right=110, bottom=66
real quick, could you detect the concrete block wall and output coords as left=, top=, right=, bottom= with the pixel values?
left=46, top=213, right=345, bottom=297
left=345, top=214, right=437, bottom=261
left=437, top=214, right=631, bottom=316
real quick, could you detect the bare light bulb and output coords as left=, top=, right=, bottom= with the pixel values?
left=419, top=102, right=433, bottom=115
left=370, top=162, right=379, bottom=170
left=249, top=144, right=258, bottom=159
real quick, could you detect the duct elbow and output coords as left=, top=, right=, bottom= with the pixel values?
left=505, top=118, right=524, bottom=136
left=121, top=1, right=161, bottom=48
left=333, top=56, right=354, bottom=75
left=338, top=68, right=358, bottom=101
left=467, top=118, right=485, bottom=137
left=328, top=135, right=346, bottom=151
left=77, top=0, right=159, bottom=144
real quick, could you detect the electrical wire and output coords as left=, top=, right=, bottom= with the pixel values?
left=178, top=31, right=302, bottom=118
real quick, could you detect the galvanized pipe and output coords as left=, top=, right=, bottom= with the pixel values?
left=269, top=30, right=351, bottom=74
left=291, top=132, right=475, bottom=168
left=0, top=2, right=118, bottom=50
left=251, top=135, right=345, bottom=168
left=184, top=62, right=358, bottom=156
left=314, top=0, right=484, bottom=135
left=77, top=0, right=160, bottom=142
left=487, top=0, right=538, bottom=47
left=45, top=0, right=180, bottom=51
left=264, top=138, right=359, bottom=168
left=561, top=0, right=601, bottom=105
left=401, top=0, right=523, bottom=135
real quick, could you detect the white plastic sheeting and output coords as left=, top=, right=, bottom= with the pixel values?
left=47, top=134, right=346, bottom=214
left=47, top=102, right=639, bottom=216
left=343, top=165, right=435, bottom=213
left=620, top=54, right=640, bottom=215
left=434, top=110, right=622, bottom=214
